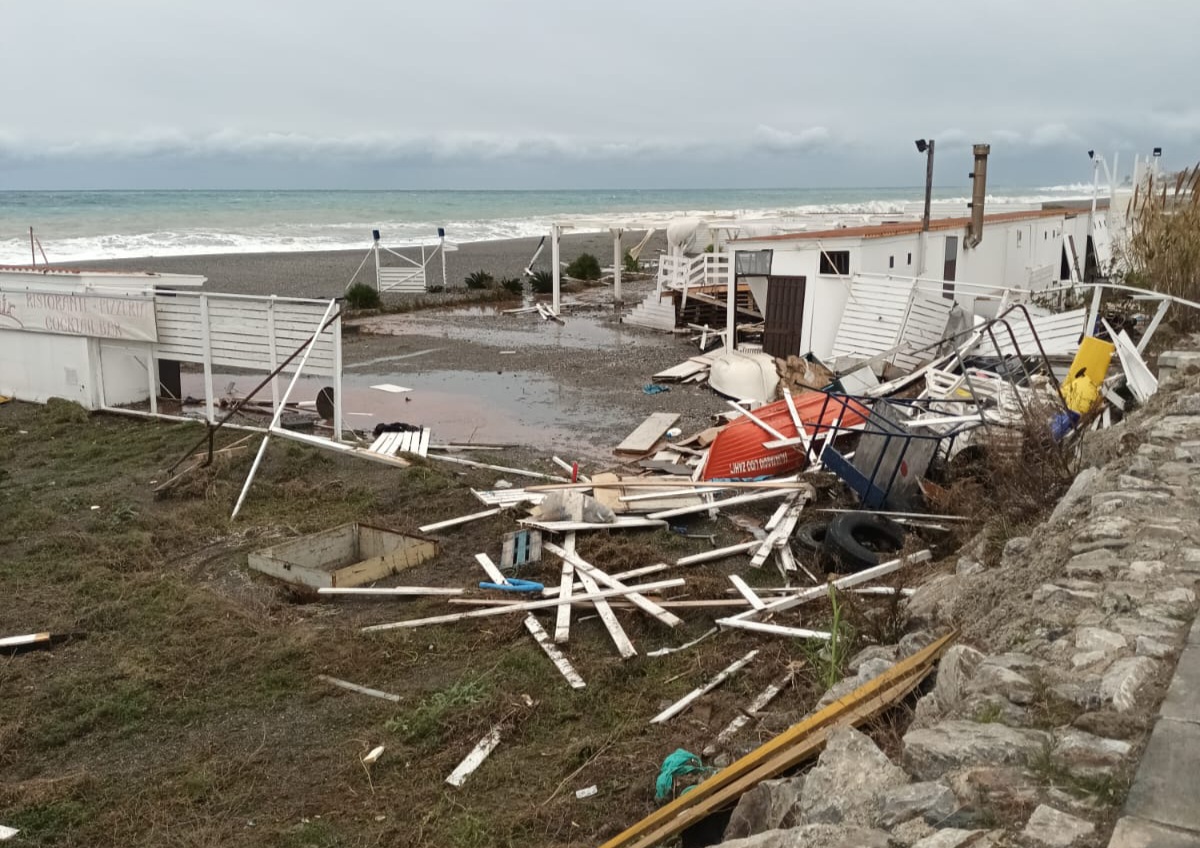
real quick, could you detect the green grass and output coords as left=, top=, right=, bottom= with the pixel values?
left=385, top=677, right=490, bottom=745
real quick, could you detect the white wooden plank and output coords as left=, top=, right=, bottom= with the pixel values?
left=542, top=561, right=669, bottom=597
left=555, top=533, right=576, bottom=643
left=418, top=508, right=502, bottom=533
left=675, top=541, right=758, bottom=566
left=543, top=542, right=683, bottom=628
left=648, top=489, right=789, bottom=521
left=473, top=552, right=509, bottom=585
left=472, top=487, right=546, bottom=507
left=317, top=674, right=401, bottom=702
left=717, top=619, right=832, bottom=640
left=615, top=412, right=681, bottom=454
left=703, top=671, right=792, bottom=755
left=649, top=650, right=759, bottom=724
left=445, top=726, right=503, bottom=787
left=728, top=575, right=766, bottom=610
left=524, top=615, right=586, bottom=689
left=520, top=517, right=668, bottom=532
left=362, top=579, right=686, bottom=632
left=417, top=427, right=431, bottom=458
left=575, top=565, right=638, bottom=659
left=1109, top=324, right=1158, bottom=403
left=317, top=587, right=464, bottom=596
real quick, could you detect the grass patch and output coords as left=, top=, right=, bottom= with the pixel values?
left=385, top=677, right=490, bottom=745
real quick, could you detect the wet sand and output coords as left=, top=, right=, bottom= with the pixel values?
left=64, top=232, right=666, bottom=299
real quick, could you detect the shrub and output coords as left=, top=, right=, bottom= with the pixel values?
left=499, top=277, right=524, bottom=295
left=565, top=252, right=602, bottom=280
left=344, top=282, right=381, bottom=309
left=464, top=270, right=494, bottom=290
left=530, top=269, right=554, bottom=294
left=623, top=250, right=639, bottom=273
left=1115, top=163, right=1200, bottom=330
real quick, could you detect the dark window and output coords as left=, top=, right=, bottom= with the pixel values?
left=735, top=249, right=773, bottom=276
left=819, top=250, right=850, bottom=275
left=888, top=255, right=895, bottom=269
left=943, top=236, right=958, bottom=298
left=906, top=252, right=912, bottom=265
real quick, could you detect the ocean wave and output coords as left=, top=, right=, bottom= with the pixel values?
left=0, top=190, right=1099, bottom=264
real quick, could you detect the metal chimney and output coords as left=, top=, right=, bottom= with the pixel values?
left=966, top=143, right=990, bottom=248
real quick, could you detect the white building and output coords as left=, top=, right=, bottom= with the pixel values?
left=0, top=266, right=205, bottom=408
left=727, top=207, right=1097, bottom=361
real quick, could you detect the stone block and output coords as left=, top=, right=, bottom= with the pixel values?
left=1108, top=816, right=1200, bottom=847
left=1159, top=646, right=1200, bottom=724
left=798, top=727, right=908, bottom=826
left=1022, top=804, right=1095, bottom=846
left=1124, top=719, right=1200, bottom=833
left=902, top=721, right=1050, bottom=781
left=1100, top=656, right=1159, bottom=711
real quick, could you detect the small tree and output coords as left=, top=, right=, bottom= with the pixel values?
left=565, top=252, right=602, bottom=280
left=530, top=269, right=554, bottom=294
left=345, top=282, right=381, bottom=309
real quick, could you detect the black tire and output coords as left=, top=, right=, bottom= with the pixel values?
left=822, top=513, right=906, bottom=573
left=793, top=521, right=830, bottom=553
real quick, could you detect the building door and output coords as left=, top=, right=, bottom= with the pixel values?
left=942, top=236, right=959, bottom=299
left=763, top=275, right=807, bottom=358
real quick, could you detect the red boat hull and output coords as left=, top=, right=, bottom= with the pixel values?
left=702, top=393, right=870, bottom=481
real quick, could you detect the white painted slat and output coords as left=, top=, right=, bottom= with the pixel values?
left=445, top=726, right=502, bottom=787
left=524, top=616, right=586, bottom=689
left=575, top=564, right=638, bottom=659
left=543, top=542, right=683, bottom=628
left=649, top=650, right=759, bottom=724
left=417, top=427, right=431, bottom=457
left=555, top=532, right=576, bottom=644
left=703, top=671, right=791, bottom=754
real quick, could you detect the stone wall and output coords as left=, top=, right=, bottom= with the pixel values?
left=718, top=370, right=1200, bottom=848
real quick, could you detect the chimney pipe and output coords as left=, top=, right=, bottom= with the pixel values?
left=966, top=143, right=990, bottom=248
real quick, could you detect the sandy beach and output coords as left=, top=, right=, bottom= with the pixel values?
left=62, top=231, right=667, bottom=299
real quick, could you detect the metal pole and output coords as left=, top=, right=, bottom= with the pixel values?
left=29, top=227, right=36, bottom=266
left=551, top=224, right=561, bottom=314
left=919, top=140, right=934, bottom=275
left=441, top=236, right=448, bottom=288
left=612, top=228, right=622, bottom=307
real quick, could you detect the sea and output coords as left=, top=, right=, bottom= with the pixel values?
left=0, top=185, right=1098, bottom=265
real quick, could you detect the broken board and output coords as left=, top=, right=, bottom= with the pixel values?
left=615, top=413, right=680, bottom=455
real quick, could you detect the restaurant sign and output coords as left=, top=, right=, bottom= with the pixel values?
left=0, top=289, right=158, bottom=343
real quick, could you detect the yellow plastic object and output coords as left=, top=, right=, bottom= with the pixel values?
left=1066, top=336, right=1115, bottom=387
left=1062, top=375, right=1100, bottom=415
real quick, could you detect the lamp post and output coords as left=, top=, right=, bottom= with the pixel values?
left=915, top=138, right=935, bottom=275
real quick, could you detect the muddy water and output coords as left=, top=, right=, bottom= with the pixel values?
left=181, top=368, right=630, bottom=456
left=351, top=307, right=632, bottom=350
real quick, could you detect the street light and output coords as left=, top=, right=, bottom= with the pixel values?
left=914, top=138, right=935, bottom=274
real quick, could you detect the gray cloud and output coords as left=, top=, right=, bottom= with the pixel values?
left=0, top=0, right=1196, bottom=188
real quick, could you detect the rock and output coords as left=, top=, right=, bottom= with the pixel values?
left=1077, top=515, right=1133, bottom=543
left=848, top=644, right=898, bottom=673
left=898, top=630, right=938, bottom=658
left=902, top=720, right=1051, bottom=780
left=1129, top=560, right=1166, bottom=577
left=1125, top=454, right=1157, bottom=479
left=1001, top=536, right=1033, bottom=567
left=1074, top=627, right=1126, bottom=654
left=724, top=777, right=806, bottom=840
left=797, top=727, right=909, bottom=826
left=1064, top=549, right=1121, bottom=579
left=965, top=663, right=1036, bottom=706
left=956, top=557, right=985, bottom=577
left=906, top=575, right=961, bottom=625
left=718, top=824, right=891, bottom=848
left=909, top=829, right=986, bottom=848
left=913, top=646, right=985, bottom=725
left=1021, top=804, right=1095, bottom=847
left=890, top=818, right=935, bottom=845
left=946, top=766, right=1041, bottom=817
left=1050, top=467, right=1100, bottom=523
left=1100, top=656, right=1159, bottom=711
left=1135, top=636, right=1173, bottom=658
left=1118, top=474, right=1166, bottom=491
left=1052, top=728, right=1132, bottom=779
left=871, top=781, right=958, bottom=829
left=1069, top=650, right=1111, bottom=671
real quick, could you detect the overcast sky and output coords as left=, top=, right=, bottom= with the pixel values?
left=2, top=0, right=1195, bottom=190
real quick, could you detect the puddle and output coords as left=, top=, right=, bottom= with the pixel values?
left=350, top=310, right=632, bottom=350
left=181, top=368, right=627, bottom=455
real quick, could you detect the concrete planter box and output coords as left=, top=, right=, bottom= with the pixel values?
left=248, top=523, right=438, bottom=589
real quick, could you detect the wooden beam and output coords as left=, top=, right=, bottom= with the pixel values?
left=318, top=586, right=464, bottom=597
left=598, top=631, right=958, bottom=848
left=704, top=671, right=793, bottom=755
left=317, top=674, right=401, bottom=703
left=676, top=541, right=758, bottom=566
left=418, top=508, right=503, bottom=533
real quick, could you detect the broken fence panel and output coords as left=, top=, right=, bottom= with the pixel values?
left=649, top=650, right=759, bottom=724
left=524, top=615, right=586, bottom=689
left=446, top=726, right=504, bottom=787
left=544, top=542, right=682, bottom=628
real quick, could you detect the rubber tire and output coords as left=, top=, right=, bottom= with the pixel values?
left=793, top=521, right=830, bottom=553
left=822, top=513, right=906, bottom=573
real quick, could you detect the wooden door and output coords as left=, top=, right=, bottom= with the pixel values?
left=763, top=275, right=807, bottom=359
